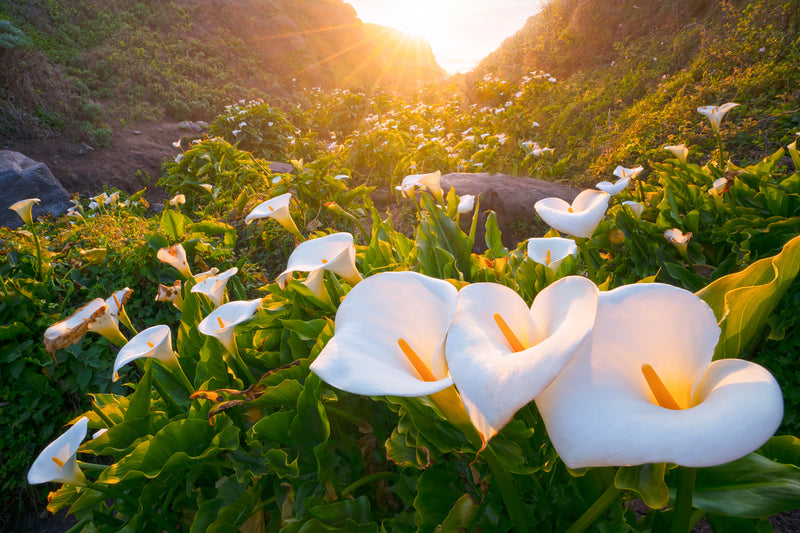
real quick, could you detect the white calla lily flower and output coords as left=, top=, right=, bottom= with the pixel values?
left=396, top=170, right=443, bottom=199
left=527, top=237, right=578, bottom=271
left=664, top=228, right=692, bottom=255
left=156, top=280, right=183, bottom=310
left=622, top=201, right=644, bottom=220
left=446, top=277, right=598, bottom=446
left=105, top=288, right=133, bottom=317
left=199, top=183, right=213, bottom=192
left=44, top=298, right=127, bottom=354
left=27, top=417, right=89, bottom=485
left=9, top=198, right=40, bottom=226
left=536, top=283, right=783, bottom=468
left=534, top=190, right=610, bottom=239
left=310, top=271, right=457, bottom=397
left=613, top=165, right=644, bottom=180
left=157, top=243, right=192, bottom=279
left=664, top=144, right=688, bottom=163
left=245, top=192, right=302, bottom=238
left=709, top=177, right=729, bottom=196
left=191, top=267, right=238, bottom=307
left=193, top=267, right=220, bottom=283
left=596, top=176, right=630, bottom=196
left=169, top=194, right=186, bottom=208
left=276, top=233, right=362, bottom=298
left=112, top=325, right=177, bottom=381
left=198, top=299, right=262, bottom=354
left=457, top=194, right=475, bottom=214
left=698, top=103, right=739, bottom=134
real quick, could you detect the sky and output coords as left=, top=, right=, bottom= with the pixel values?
left=345, top=0, right=546, bottom=74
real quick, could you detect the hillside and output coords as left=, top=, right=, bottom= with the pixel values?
left=0, top=0, right=444, bottom=144
left=471, top=0, right=800, bottom=183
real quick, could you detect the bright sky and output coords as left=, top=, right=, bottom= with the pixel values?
left=346, top=0, right=545, bottom=74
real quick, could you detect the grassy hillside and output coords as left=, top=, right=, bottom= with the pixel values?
left=472, top=0, right=800, bottom=184
left=0, top=0, right=444, bottom=144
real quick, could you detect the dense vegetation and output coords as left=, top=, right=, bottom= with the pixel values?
left=2, top=0, right=800, bottom=530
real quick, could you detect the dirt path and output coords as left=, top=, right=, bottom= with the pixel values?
left=2, top=121, right=194, bottom=202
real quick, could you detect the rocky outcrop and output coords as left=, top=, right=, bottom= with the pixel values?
left=442, top=172, right=581, bottom=248
left=0, top=150, right=71, bottom=228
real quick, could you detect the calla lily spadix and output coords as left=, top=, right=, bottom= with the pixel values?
left=198, top=298, right=263, bottom=354
left=664, top=144, right=689, bottom=164
left=622, top=201, right=644, bottom=220
left=245, top=192, right=302, bottom=238
left=595, top=176, right=629, bottom=196
left=157, top=243, right=192, bottom=279
left=310, top=271, right=457, bottom=397
left=445, top=277, right=599, bottom=446
left=698, top=102, right=739, bottom=134
left=527, top=237, right=578, bottom=272
left=113, top=325, right=178, bottom=381
left=613, top=165, right=644, bottom=180
left=28, top=417, right=88, bottom=485
left=534, top=189, right=610, bottom=239
left=396, top=170, right=443, bottom=199
left=276, top=232, right=362, bottom=298
left=9, top=198, right=40, bottom=226
left=535, top=283, right=783, bottom=468
left=191, top=267, right=238, bottom=307
left=43, top=298, right=127, bottom=354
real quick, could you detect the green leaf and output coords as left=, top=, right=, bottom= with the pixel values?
left=759, top=435, right=800, bottom=466
left=615, top=463, right=669, bottom=509
left=440, top=493, right=480, bottom=533
left=691, top=453, right=800, bottom=518
left=696, top=234, right=800, bottom=358
left=99, top=419, right=240, bottom=483
left=161, top=210, right=192, bottom=241
left=190, top=476, right=259, bottom=533
left=414, top=465, right=464, bottom=533
left=485, top=211, right=508, bottom=259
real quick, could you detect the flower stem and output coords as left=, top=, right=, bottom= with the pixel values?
left=715, top=131, right=725, bottom=171
left=151, top=374, right=183, bottom=414
left=565, top=484, right=621, bottom=533
left=483, top=444, right=529, bottom=533
left=340, top=472, right=395, bottom=497
left=92, top=402, right=116, bottom=429
left=30, top=223, right=44, bottom=281
left=575, top=238, right=597, bottom=281
left=670, top=467, right=697, bottom=533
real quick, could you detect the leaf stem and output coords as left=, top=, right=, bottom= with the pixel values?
left=565, top=484, right=621, bottom=533
left=340, top=472, right=395, bottom=497
left=575, top=238, right=597, bottom=281
left=483, top=443, right=529, bottom=532
left=670, top=467, right=697, bottom=533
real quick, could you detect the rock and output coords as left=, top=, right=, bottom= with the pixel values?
left=267, top=161, right=294, bottom=174
left=441, top=172, right=581, bottom=248
left=78, top=143, right=95, bottom=155
left=195, top=120, right=209, bottom=129
left=178, top=120, right=204, bottom=132
left=0, top=151, right=72, bottom=228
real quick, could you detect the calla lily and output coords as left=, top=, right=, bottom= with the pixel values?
left=105, top=288, right=133, bottom=317
left=664, top=228, right=692, bottom=255
left=245, top=192, right=302, bottom=238
left=536, top=283, right=783, bottom=468
left=622, top=200, right=644, bottom=220
left=396, top=170, right=443, bottom=199
left=155, top=280, right=183, bottom=310
left=199, top=183, right=214, bottom=192
left=276, top=232, right=362, bottom=298
left=157, top=243, right=193, bottom=279
left=446, top=276, right=598, bottom=445
left=197, top=299, right=262, bottom=354
left=534, top=189, right=610, bottom=239
left=709, top=177, right=730, bottom=196
left=310, top=271, right=457, bottom=397
left=698, top=102, right=739, bottom=134
left=613, top=165, right=644, bottom=180
left=457, top=194, right=475, bottom=214
left=28, top=417, right=88, bottom=485
left=9, top=198, right=40, bottom=226
left=169, top=194, right=186, bottom=208
left=112, top=325, right=178, bottom=381
left=596, top=176, right=630, bottom=196
left=194, top=267, right=220, bottom=283
left=664, top=144, right=688, bottom=164
left=527, top=237, right=578, bottom=271
left=191, top=267, right=238, bottom=307
left=44, top=299, right=127, bottom=354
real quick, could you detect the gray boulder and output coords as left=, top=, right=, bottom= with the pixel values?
left=0, top=150, right=72, bottom=228
left=441, top=172, right=581, bottom=248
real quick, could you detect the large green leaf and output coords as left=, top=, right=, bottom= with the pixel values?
left=615, top=463, right=668, bottom=509
left=696, top=234, right=800, bottom=358
left=690, top=452, right=800, bottom=518
left=99, top=418, right=240, bottom=483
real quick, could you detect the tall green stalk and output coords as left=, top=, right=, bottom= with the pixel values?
left=670, top=467, right=697, bottom=533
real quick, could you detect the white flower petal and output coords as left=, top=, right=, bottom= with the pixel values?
left=113, top=325, right=176, bottom=380
left=535, top=190, right=610, bottom=239
left=527, top=237, right=578, bottom=271
left=28, top=417, right=89, bottom=485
